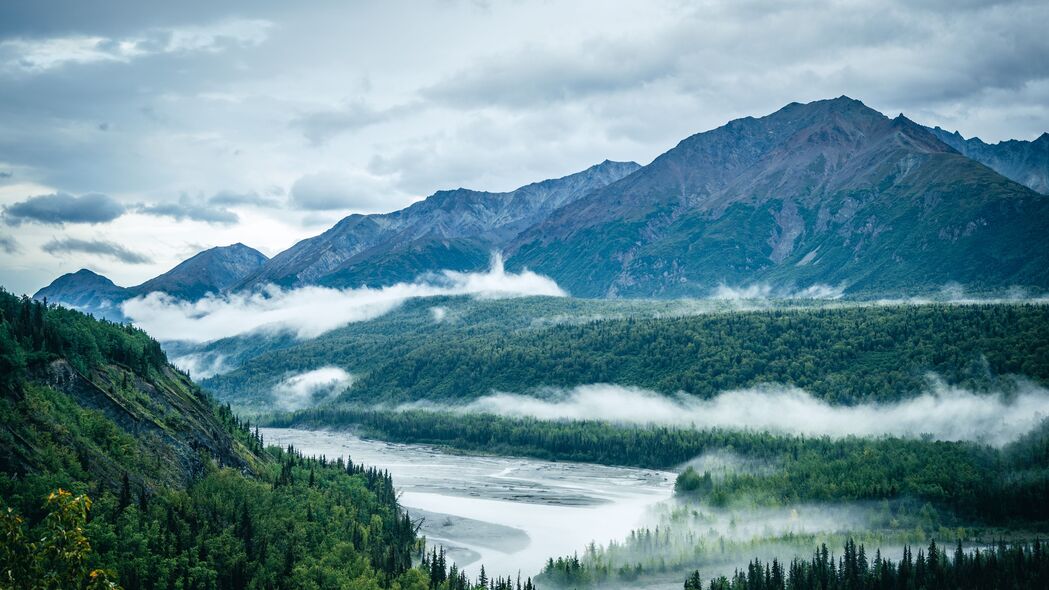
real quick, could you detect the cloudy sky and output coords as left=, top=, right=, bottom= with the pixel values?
left=1, top=0, right=1047, bottom=295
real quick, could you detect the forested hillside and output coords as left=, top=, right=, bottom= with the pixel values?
left=0, top=291, right=423, bottom=589
left=203, top=298, right=1049, bottom=411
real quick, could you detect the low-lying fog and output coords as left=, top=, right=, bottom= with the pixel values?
left=427, top=378, right=1049, bottom=446
left=259, top=428, right=954, bottom=590
left=259, top=428, right=674, bottom=582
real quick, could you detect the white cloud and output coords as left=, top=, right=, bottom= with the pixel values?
left=710, top=283, right=846, bottom=300
left=430, top=306, right=448, bottom=322
left=449, top=378, right=1049, bottom=446
left=0, top=19, right=272, bottom=73
left=272, top=367, right=352, bottom=411
left=120, top=254, right=566, bottom=342
left=172, top=351, right=228, bottom=380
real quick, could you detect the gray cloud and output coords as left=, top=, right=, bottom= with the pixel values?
left=42, top=237, right=150, bottom=264
left=0, top=234, right=18, bottom=253
left=422, top=40, right=674, bottom=109
left=207, top=189, right=282, bottom=207
left=0, top=18, right=272, bottom=74
left=0, top=171, right=11, bottom=178
left=3, top=192, right=126, bottom=226
left=292, top=101, right=418, bottom=145
left=137, top=197, right=238, bottom=224
left=289, top=171, right=400, bottom=212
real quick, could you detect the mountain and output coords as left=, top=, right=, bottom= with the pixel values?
left=131, top=242, right=268, bottom=300
left=928, top=127, right=1049, bottom=194
left=34, top=243, right=268, bottom=320
left=507, top=97, right=1049, bottom=297
left=32, top=97, right=1049, bottom=304
left=234, top=159, right=640, bottom=290
left=29, top=268, right=128, bottom=321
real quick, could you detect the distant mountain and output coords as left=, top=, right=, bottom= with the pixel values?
left=234, top=160, right=641, bottom=290
left=31, top=268, right=128, bottom=321
left=132, top=242, right=268, bottom=300
left=34, top=243, right=268, bottom=320
left=34, top=97, right=1049, bottom=305
left=507, top=97, right=1049, bottom=296
left=928, top=127, right=1049, bottom=194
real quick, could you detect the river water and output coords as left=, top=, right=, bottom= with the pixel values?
left=259, top=428, right=675, bottom=581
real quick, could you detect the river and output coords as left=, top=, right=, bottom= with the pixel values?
left=259, top=427, right=675, bottom=582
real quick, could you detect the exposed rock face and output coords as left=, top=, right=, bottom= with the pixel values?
left=43, top=359, right=247, bottom=487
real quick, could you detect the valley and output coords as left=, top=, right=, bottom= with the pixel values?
left=6, top=91, right=1049, bottom=590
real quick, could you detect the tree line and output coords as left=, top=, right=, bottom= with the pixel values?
left=682, top=538, right=1049, bottom=590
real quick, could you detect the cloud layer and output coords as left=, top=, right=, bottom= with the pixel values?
left=711, top=283, right=846, bottom=300
left=272, top=367, right=352, bottom=411
left=3, top=192, right=125, bottom=226
left=120, top=255, right=566, bottom=342
left=454, top=379, right=1049, bottom=446
left=42, top=237, right=150, bottom=264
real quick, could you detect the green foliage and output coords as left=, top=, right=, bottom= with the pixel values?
left=675, top=467, right=713, bottom=498
left=0, top=489, right=119, bottom=590
left=0, top=290, right=166, bottom=394
left=207, top=298, right=1049, bottom=411
left=0, top=289, right=420, bottom=589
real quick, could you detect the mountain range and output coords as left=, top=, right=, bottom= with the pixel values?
left=34, top=243, right=267, bottom=320
left=34, top=97, right=1049, bottom=317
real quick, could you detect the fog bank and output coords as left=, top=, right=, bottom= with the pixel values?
left=272, top=367, right=353, bottom=411
left=455, top=379, right=1049, bottom=446
left=711, top=283, right=846, bottom=300
left=120, top=254, right=565, bottom=342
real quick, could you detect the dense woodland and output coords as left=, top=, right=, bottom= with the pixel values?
left=205, top=298, right=1049, bottom=412
left=5, top=290, right=1049, bottom=588
left=0, top=291, right=429, bottom=589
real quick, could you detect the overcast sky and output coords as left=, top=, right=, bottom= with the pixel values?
left=1, top=0, right=1047, bottom=295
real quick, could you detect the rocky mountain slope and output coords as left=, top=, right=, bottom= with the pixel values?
left=507, top=97, right=1049, bottom=297
left=234, top=160, right=640, bottom=290
left=30, top=97, right=1049, bottom=305
left=928, top=126, right=1049, bottom=195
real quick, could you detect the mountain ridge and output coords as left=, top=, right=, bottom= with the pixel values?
left=507, top=96, right=1049, bottom=296
left=34, top=242, right=269, bottom=320
left=927, top=126, right=1049, bottom=194
left=233, top=159, right=641, bottom=290
left=31, top=96, right=1049, bottom=307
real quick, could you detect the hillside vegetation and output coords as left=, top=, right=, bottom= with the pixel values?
left=203, top=298, right=1049, bottom=410
left=0, top=291, right=421, bottom=589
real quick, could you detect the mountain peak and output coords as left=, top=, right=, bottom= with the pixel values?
left=131, top=243, right=268, bottom=299
left=68, top=268, right=113, bottom=281
left=33, top=268, right=126, bottom=320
